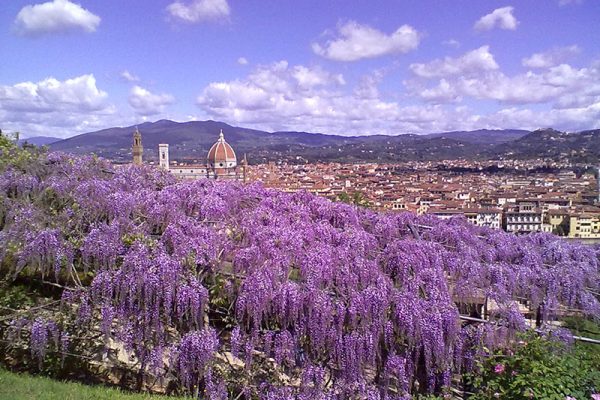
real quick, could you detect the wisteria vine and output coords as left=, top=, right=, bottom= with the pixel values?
left=0, top=146, right=599, bottom=399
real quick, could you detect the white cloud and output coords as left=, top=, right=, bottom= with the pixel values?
left=166, top=0, right=230, bottom=23
left=522, top=45, right=580, bottom=69
left=499, top=64, right=595, bottom=104
left=442, top=39, right=461, bottom=48
left=120, top=70, right=140, bottom=83
left=312, top=21, right=420, bottom=62
left=0, top=74, right=119, bottom=138
left=14, top=0, right=100, bottom=36
left=0, top=74, right=108, bottom=112
left=237, top=57, right=248, bottom=65
left=420, top=79, right=463, bottom=103
left=128, top=86, right=175, bottom=116
left=354, top=71, right=384, bottom=100
left=474, top=6, right=518, bottom=31
left=196, top=59, right=600, bottom=134
left=410, top=46, right=600, bottom=108
left=481, top=103, right=600, bottom=132
left=410, top=46, right=499, bottom=78
left=196, top=61, right=490, bottom=135
left=198, top=62, right=346, bottom=115
left=291, top=65, right=345, bottom=89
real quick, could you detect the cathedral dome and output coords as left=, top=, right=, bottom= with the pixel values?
left=208, top=130, right=237, bottom=169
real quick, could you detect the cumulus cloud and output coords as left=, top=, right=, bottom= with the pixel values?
left=292, top=65, right=345, bottom=89
left=120, top=70, right=140, bottom=83
left=481, top=103, right=600, bottom=132
left=410, top=46, right=499, bottom=78
left=0, top=74, right=118, bottom=137
left=410, top=46, right=600, bottom=110
left=0, top=74, right=108, bottom=112
left=196, top=61, right=488, bottom=134
left=199, top=61, right=345, bottom=115
left=354, top=71, right=384, bottom=100
left=312, top=21, right=420, bottom=62
left=474, top=6, right=518, bottom=31
left=419, top=79, right=463, bottom=103
left=14, top=0, right=100, bottom=36
left=128, top=86, right=175, bottom=116
left=522, top=45, right=580, bottom=69
left=196, top=58, right=600, bottom=134
left=166, top=0, right=230, bottom=23
left=237, top=57, right=248, bottom=65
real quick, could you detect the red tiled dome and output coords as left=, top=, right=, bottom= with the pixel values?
left=208, top=130, right=237, bottom=168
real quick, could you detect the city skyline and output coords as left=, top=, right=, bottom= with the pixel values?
left=2, top=0, right=600, bottom=139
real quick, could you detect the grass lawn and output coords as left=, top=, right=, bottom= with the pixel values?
left=0, top=369, right=177, bottom=400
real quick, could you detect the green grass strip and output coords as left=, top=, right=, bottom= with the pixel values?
left=0, top=369, right=177, bottom=400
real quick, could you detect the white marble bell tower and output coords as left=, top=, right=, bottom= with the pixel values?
left=159, top=143, right=169, bottom=170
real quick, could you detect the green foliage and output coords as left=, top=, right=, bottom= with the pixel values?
left=336, top=191, right=371, bottom=208
left=467, top=331, right=600, bottom=400
left=563, top=316, right=600, bottom=342
left=0, top=130, right=43, bottom=172
left=563, top=316, right=600, bottom=389
left=0, top=284, right=37, bottom=310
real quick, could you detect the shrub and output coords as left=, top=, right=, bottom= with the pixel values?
left=467, top=331, right=600, bottom=399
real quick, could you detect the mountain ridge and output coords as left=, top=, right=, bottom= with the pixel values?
left=18, top=136, right=61, bottom=146
left=47, top=120, right=600, bottom=164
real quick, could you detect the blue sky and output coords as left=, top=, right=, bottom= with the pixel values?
left=1, top=0, right=599, bottom=138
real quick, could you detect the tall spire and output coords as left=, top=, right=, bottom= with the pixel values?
left=219, top=129, right=225, bottom=141
left=242, top=153, right=248, bottom=183
left=133, top=126, right=143, bottom=165
left=597, top=165, right=600, bottom=204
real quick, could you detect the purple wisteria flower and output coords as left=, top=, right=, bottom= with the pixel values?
left=1, top=148, right=599, bottom=398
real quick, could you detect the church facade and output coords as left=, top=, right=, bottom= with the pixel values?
left=133, top=127, right=247, bottom=181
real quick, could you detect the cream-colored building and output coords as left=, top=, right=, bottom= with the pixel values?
left=427, top=207, right=502, bottom=230
left=504, top=203, right=545, bottom=233
left=569, top=213, right=600, bottom=238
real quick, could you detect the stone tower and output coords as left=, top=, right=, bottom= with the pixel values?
left=132, top=127, right=143, bottom=165
left=241, top=153, right=248, bottom=183
left=159, top=143, right=170, bottom=170
left=597, top=166, right=600, bottom=204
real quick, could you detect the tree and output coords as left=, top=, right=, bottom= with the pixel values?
left=336, top=191, right=371, bottom=208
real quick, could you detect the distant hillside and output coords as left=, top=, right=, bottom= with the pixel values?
left=48, top=120, right=600, bottom=164
left=426, top=129, right=529, bottom=145
left=493, top=128, right=600, bottom=163
left=49, top=120, right=359, bottom=163
left=18, top=136, right=60, bottom=146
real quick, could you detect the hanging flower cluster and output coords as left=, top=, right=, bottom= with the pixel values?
left=0, top=148, right=598, bottom=398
